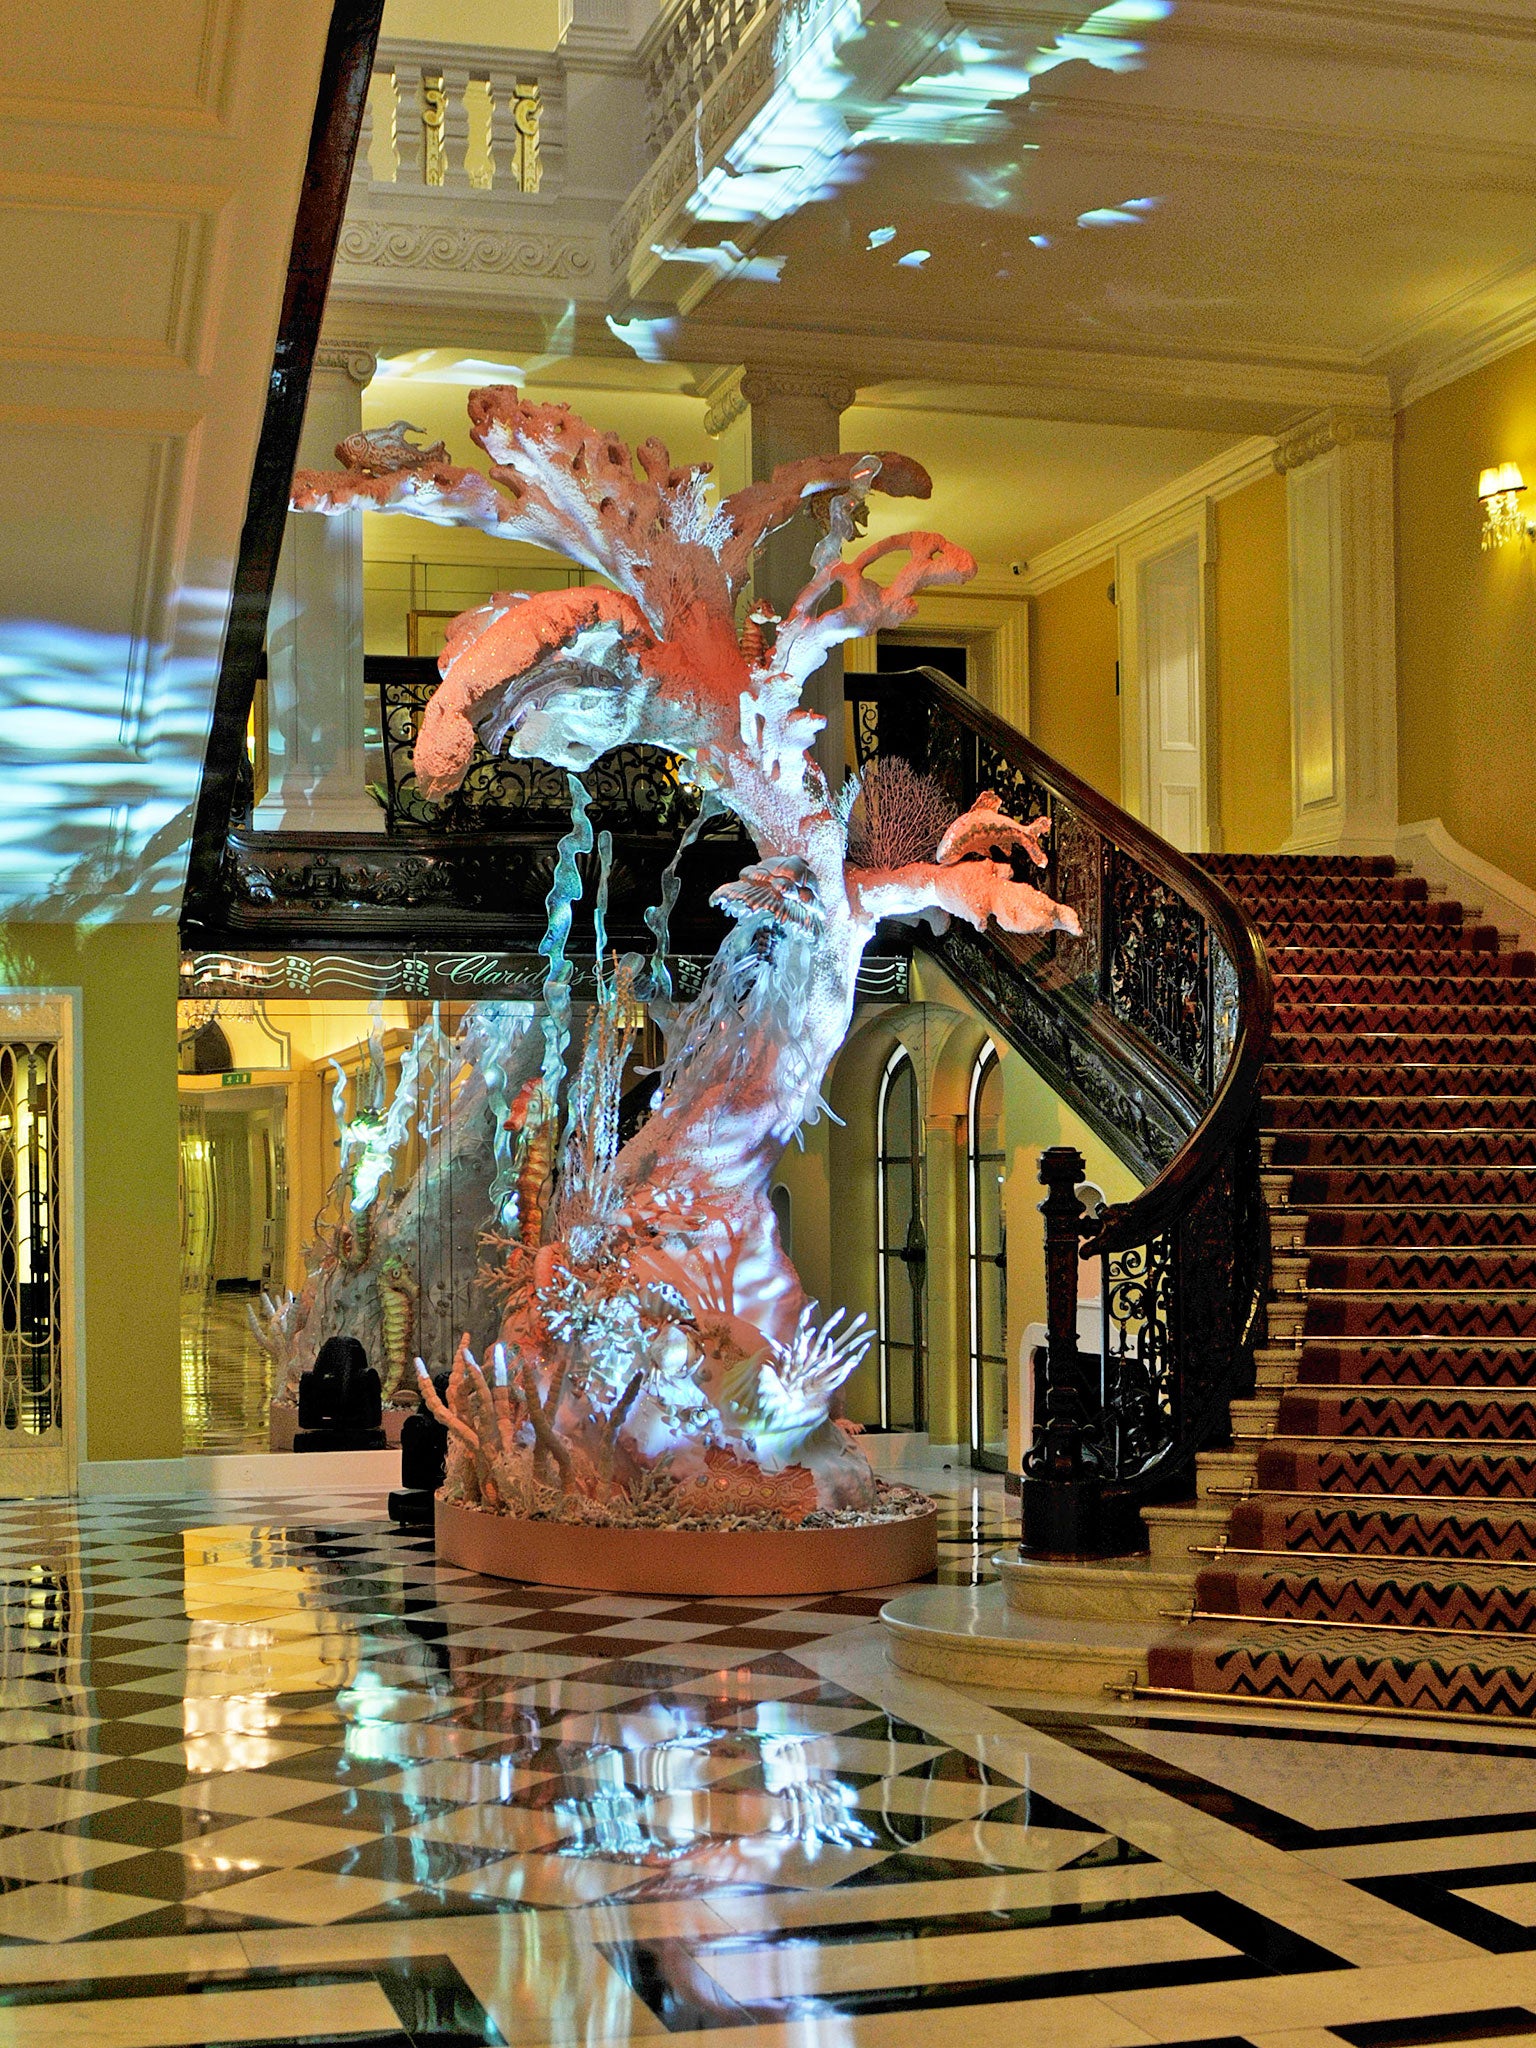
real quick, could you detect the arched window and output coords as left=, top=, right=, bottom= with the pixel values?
left=769, top=1182, right=793, bottom=1259
left=967, top=1041, right=1007, bottom=1470
left=876, top=1045, right=925, bottom=1431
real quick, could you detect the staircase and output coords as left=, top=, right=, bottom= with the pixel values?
left=1147, top=852, right=1536, bottom=1717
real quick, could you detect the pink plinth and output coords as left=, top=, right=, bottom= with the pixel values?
left=434, top=1496, right=938, bottom=1596
left=268, top=1400, right=407, bottom=1452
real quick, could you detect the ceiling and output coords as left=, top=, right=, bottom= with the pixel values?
left=645, top=0, right=1536, bottom=409
left=337, top=0, right=1536, bottom=441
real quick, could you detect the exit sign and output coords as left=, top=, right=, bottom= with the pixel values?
left=221, top=1070, right=252, bottom=1087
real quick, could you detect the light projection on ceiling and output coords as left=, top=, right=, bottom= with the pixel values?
left=631, top=0, right=1174, bottom=310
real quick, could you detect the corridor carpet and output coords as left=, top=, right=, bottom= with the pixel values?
left=1146, top=854, right=1536, bottom=1717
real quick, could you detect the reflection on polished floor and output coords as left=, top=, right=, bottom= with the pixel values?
left=180, top=1292, right=274, bottom=1455
left=6, top=1471, right=1536, bottom=2046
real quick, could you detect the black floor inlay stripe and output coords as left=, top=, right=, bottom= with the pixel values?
left=0, top=1953, right=503, bottom=2044
left=1003, top=1712, right=1536, bottom=1853
left=1336, top=2009, right=1536, bottom=2047
left=1356, top=1869, right=1536, bottom=1952
left=602, top=1889, right=1349, bottom=2028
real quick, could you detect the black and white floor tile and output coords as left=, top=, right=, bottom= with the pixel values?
left=9, top=1476, right=1536, bottom=2046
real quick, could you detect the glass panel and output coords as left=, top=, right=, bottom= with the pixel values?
left=0, top=1040, right=61, bottom=1439
left=876, top=1052, right=925, bottom=1433
left=886, top=1343, right=918, bottom=1432
left=882, top=1065, right=914, bottom=1154
left=968, top=1044, right=1009, bottom=1469
left=980, top=1354, right=1008, bottom=1463
left=883, top=1259, right=914, bottom=1348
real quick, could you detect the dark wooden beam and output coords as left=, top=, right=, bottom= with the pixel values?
left=181, top=0, right=386, bottom=935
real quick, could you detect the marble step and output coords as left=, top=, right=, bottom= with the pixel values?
left=1141, top=1498, right=1233, bottom=1569
left=1255, top=1352, right=1301, bottom=1392
left=1268, top=1299, right=1308, bottom=1343
left=1230, top=1395, right=1281, bottom=1436
left=882, top=1583, right=1157, bottom=1697
left=997, top=1551, right=1196, bottom=1625
left=1270, top=1210, right=1308, bottom=1252
left=1194, top=1446, right=1258, bottom=1498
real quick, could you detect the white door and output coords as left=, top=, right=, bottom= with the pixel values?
left=1139, top=537, right=1206, bottom=851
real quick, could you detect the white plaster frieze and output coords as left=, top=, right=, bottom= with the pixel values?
left=334, top=218, right=604, bottom=288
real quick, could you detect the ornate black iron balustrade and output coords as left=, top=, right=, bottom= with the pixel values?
left=373, top=657, right=713, bottom=836
left=849, top=668, right=1273, bottom=1527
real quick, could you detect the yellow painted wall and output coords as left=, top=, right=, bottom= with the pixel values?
left=1212, top=473, right=1292, bottom=853
left=913, top=957, right=1141, bottom=1470
left=0, top=923, right=181, bottom=1464
left=1028, top=561, right=1121, bottom=801
left=1398, top=337, right=1536, bottom=887
left=357, top=381, right=716, bottom=652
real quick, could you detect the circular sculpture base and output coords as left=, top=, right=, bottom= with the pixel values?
left=435, top=1496, right=938, bottom=1597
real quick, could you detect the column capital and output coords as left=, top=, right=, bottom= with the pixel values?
left=314, top=341, right=378, bottom=387
left=1273, top=405, right=1395, bottom=474
left=738, top=366, right=857, bottom=416
left=697, top=366, right=748, bottom=439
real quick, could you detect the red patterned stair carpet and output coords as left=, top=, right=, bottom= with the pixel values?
left=1146, top=853, right=1536, bottom=1717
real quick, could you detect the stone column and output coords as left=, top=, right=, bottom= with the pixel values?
left=1275, top=407, right=1397, bottom=855
left=707, top=366, right=857, bottom=788
left=256, top=342, right=384, bottom=834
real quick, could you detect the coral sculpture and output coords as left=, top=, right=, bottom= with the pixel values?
left=292, top=394, right=1079, bottom=1531
left=257, top=1002, right=533, bottom=1415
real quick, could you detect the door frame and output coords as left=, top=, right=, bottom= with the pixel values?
left=1116, top=503, right=1219, bottom=852
left=842, top=586, right=1031, bottom=732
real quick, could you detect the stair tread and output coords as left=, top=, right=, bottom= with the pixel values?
left=1153, top=854, right=1536, bottom=1714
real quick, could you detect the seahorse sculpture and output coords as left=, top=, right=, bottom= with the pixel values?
left=376, top=1253, right=420, bottom=1404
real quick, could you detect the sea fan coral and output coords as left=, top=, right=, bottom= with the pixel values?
left=845, top=756, right=958, bottom=872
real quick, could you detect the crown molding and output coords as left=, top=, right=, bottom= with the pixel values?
left=672, top=318, right=1391, bottom=423
left=1016, top=434, right=1277, bottom=594
left=1392, top=283, right=1536, bottom=408
left=1024, top=91, right=1536, bottom=193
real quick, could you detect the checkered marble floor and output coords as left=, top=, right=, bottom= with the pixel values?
left=11, top=1476, right=1536, bottom=2046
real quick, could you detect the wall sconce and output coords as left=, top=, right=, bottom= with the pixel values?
left=1479, top=462, right=1530, bottom=550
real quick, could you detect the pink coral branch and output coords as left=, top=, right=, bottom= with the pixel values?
left=413, top=587, right=661, bottom=799
left=772, top=531, right=977, bottom=690
left=852, top=860, right=1082, bottom=937
left=717, top=452, right=932, bottom=594
left=290, top=459, right=520, bottom=534
left=468, top=393, right=736, bottom=627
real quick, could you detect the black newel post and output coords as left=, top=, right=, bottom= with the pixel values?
left=1020, top=1145, right=1102, bottom=1555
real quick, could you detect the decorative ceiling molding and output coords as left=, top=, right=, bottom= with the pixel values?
left=1017, top=433, right=1277, bottom=594
left=1273, top=405, right=1395, bottom=473
left=1024, top=92, right=1536, bottom=193
left=1390, top=279, right=1536, bottom=409
left=334, top=217, right=602, bottom=284
left=673, top=317, right=1392, bottom=419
